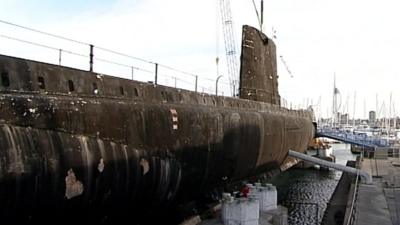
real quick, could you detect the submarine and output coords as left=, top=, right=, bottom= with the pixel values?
left=0, top=25, right=315, bottom=224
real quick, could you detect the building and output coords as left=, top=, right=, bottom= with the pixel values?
left=369, top=111, right=376, bottom=124
left=340, top=113, right=349, bottom=125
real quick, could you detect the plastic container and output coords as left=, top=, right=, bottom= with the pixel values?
left=222, top=197, right=260, bottom=225
left=259, top=184, right=278, bottom=212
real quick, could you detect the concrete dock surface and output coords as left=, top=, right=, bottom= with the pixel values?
left=346, top=155, right=400, bottom=225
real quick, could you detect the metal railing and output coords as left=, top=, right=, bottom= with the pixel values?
left=0, top=19, right=232, bottom=96
left=345, top=151, right=363, bottom=225
left=316, top=127, right=391, bottom=149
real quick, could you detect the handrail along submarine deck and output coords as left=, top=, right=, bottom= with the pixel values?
left=0, top=25, right=315, bottom=223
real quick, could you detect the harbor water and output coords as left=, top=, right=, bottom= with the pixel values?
left=270, top=143, right=356, bottom=225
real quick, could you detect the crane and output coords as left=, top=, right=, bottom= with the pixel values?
left=218, top=0, right=239, bottom=97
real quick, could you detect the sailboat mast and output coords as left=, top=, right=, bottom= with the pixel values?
left=364, top=98, right=366, bottom=120
left=376, top=93, right=378, bottom=123
left=353, top=91, right=356, bottom=127
left=390, top=92, right=392, bottom=132
left=346, top=95, right=349, bottom=125
left=332, top=73, right=338, bottom=126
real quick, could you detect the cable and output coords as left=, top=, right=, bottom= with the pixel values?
left=0, top=19, right=89, bottom=46
left=91, top=44, right=217, bottom=82
left=0, top=19, right=158, bottom=67
left=173, top=77, right=193, bottom=86
left=0, top=34, right=88, bottom=58
left=251, top=0, right=263, bottom=31
left=0, top=34, right=59, bottom=51
left=199, top=86, right=214, bottom=93
left=96, top=47, right=220, bottom=83
left=94, top=57, right=153, bottom=74
left=158, top=64, right=198, bottom=78
left=90, top=46, right=212, bottom=81
left=95, top=46, right=154, bottom=65
left=0, top=20, right=189, bottom=74
left=0, top=19, right=230, bottom=89
left=0, top=34, right=157, bottom=75
left=279, top=55, right=293, bottom=78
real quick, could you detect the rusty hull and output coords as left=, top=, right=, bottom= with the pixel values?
left=0, top=26, right=314, bottom=224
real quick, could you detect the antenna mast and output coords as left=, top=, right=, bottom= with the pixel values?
left=261, top=0, right=264, bottom=31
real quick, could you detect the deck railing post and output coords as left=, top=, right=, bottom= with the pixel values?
left=89, top=44, right=94, bottom=72
left=58, top=49, right=62, bottom=66
left=195, top=76, right=198, bottom=92
left=154, top=63, right=158, bottom=85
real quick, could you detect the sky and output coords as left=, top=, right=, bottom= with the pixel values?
left=1, top=0, right=400, bottom=119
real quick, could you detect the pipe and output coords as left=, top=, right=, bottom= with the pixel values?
left=288, top=150, right=372, bottom=184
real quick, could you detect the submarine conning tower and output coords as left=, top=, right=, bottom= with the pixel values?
left=239, top=25, right=281, bottom=106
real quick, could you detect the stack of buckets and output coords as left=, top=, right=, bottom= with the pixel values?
left=221, top=183, right=278, bottom=225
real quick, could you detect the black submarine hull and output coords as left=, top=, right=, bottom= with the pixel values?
left=0, top=25, right=315, bottom=224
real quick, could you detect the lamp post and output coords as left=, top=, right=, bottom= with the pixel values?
left=216, top=75, right=223, bottom=96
